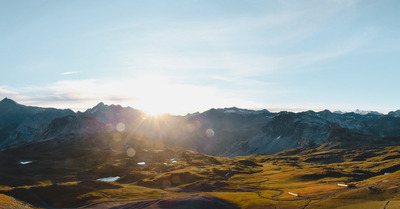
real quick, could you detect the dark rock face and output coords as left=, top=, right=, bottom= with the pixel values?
left=222, top=110, right=400, bottom=156
left=0, top=98, right=75, bottom=149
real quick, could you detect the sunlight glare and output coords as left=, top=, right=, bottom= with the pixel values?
left=127, top=148, right=136, bottom=157
left=116, top=122, right=125, bottom=132
left=133, top=76, right=178, bottom=115
left=206, top=129, right=215, bottom=138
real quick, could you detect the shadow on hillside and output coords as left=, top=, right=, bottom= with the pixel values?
left=5, top=180, right=122, bottom=208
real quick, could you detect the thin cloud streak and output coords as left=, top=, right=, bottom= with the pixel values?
left=5, top=78, right=266, bottom=115
left=116, top=0, right=371, bottom=80
left=61, top=71, right=79, bottom=75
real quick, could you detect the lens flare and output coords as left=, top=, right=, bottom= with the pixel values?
left=206, top=129, right=215, bottom=138
left=116, top=122, right=125, bottom=132
left=126, top=148, right=136, bottom=157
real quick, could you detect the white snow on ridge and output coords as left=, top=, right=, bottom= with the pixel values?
left=224, top=109, right=258, bottom=115
left=224, top=110, right=238, bottom=114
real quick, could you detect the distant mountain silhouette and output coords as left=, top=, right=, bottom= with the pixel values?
left=1, top=98, right=400, bottom=156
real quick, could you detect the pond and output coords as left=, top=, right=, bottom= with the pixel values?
left=96, top=176, right=120, bottom=182
left=19, top=160, right=34, bottom=165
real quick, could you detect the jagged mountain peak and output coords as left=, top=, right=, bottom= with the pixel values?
left=83, top=102, right=128, bottom=118
left=0, top=97, right=19, bottom=109
left=95, top=102, right=105, bottom=107
left=354, top=109, right=384, bottom=116
left=0, top=97, right=17, bottom=103
left=2, top=99, right=400, bottom=157
left=84, top=102, right=109, bottom=115
left=199, top=107, right=271, bottom=117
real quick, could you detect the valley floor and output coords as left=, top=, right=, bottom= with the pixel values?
left=2, top=141, right=400, bottom=209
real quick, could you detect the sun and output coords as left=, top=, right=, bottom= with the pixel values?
left=136, top=100, right=172, bottom=116
left=129, top=76, right=179, bottom=115
left=143, top=105, right=170, bottom=116
left=122, top=75, right=227, bottom=116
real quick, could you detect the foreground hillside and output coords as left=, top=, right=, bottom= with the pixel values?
left=1, top=131, right=400, bottom=208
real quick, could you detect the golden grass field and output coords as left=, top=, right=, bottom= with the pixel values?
left=1, top=136, right=400, bottom=208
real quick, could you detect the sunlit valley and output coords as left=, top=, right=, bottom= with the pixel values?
left=1, top=98, right=400, bottom=208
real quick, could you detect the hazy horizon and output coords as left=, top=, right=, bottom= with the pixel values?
left=2, top=96, right=396, bottom=116
left=1, top=0, right=399, bottom=115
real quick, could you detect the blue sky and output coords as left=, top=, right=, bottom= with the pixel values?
left=1, top=0, right=399, bottom=114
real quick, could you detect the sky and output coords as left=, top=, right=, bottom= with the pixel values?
left=1, top=0, right=399, bottom=115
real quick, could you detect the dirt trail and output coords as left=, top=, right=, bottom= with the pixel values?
left=302, top=200, right=312, bottom=209
left=382, top=201, right=389, bottom=209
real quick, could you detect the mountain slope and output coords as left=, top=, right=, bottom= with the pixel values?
left=1, top=98, right=400, bottom=158
left=223, top=110, right=400, bottom=156
left=0, top=98, right=75, bottom=149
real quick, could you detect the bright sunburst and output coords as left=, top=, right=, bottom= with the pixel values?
left=132, top=76, right=179, bottom=115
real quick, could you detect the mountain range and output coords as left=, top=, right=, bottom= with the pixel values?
left=1, top=97, right=400, bottom=156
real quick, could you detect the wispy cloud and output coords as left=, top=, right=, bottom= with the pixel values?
left=0, top=86, right=23, bottom=100
left=10, top=78, right=266, bottom=114
left=114, top=0, right=369, bottom=80
left=60, top=71, right=79, bottom=75
left=0, top=86, right=15, bottom=95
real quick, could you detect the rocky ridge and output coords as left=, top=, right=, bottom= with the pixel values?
left=1, top=98, right=400, bottom=157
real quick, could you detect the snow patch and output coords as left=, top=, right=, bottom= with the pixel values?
left=224, top=110, right=237, bottom=114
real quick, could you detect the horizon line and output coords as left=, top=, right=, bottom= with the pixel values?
left=1, top=97, right=397, bottom=116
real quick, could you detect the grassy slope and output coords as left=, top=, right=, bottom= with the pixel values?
left=0, top=193, right=32, bottom=209
left=1, top=134, right=400, bottom=208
